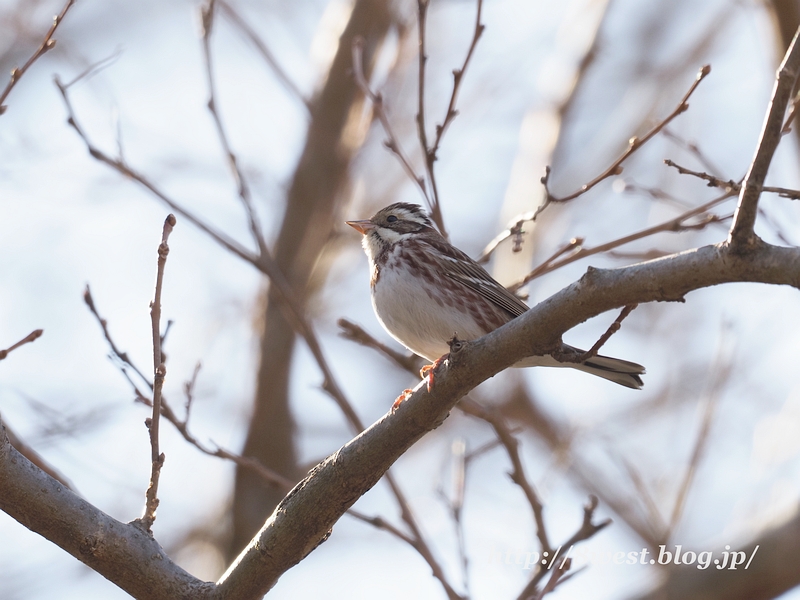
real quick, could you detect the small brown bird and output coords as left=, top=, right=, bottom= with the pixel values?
left=347, top=202, right=645, bottom=389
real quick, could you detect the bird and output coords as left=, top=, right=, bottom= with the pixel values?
left=346, top=202, right=645, bottom=393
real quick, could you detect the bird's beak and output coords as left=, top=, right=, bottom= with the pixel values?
left=346, top=219, right=375, bottom=235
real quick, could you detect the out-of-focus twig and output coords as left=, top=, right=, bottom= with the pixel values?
left=0, top=0, right=75, bottom=115
left=459, top=397, right=552, bottom=555
left=1, top=417, right=75, bottom=491
left=667, top=325, right=733, bottom=540
left=337, top=318, right=423, bottom=372
left=217, top=0, right=311, bottom=112
left=351, top=37, right=431, bottom=210
left=200, top=0, right=269, bottom=259
left=0, top=329, right=43, bottom=361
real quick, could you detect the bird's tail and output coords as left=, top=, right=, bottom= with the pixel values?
left=573, top=354, right=645, bottom=390
left=513, top=344, right=646, bottom=389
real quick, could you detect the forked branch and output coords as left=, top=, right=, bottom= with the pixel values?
left=536, top=65, right=711, bottom=219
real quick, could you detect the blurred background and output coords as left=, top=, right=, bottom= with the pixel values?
left=2, top=0, right=800, bottom=598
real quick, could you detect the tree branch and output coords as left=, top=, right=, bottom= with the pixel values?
left=729, top=24, right=800, bottom=250
left=0, top=329, right=43, bottom=361
left=0, top=0, right=75, bottom=115
left=3, top=239, right=800, bottom=597
left=536, top=65, right=711, bottom=218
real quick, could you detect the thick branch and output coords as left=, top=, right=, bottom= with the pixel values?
left=0, top=424, right=213, bottom=600
left=4, top=241, right=800, bottom=598
left=217, top=240, right=800, bottom=597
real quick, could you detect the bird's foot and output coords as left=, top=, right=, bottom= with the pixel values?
left=392, top=388, right=414, bottom=411
left=420, top=354, right=448, bottom=392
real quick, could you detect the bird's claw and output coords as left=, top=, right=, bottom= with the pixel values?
left=392, top=388, right=414, bottom=411
left=420, top=355, right=448, bottom=392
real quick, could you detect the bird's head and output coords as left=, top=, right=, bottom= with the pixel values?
left=346, top=203, right=436, bottom=257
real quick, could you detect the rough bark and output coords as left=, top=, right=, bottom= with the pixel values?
left=3, top=240, right=800, bottom=599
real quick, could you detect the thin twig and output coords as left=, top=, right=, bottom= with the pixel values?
left=517, top=496, right=611, bottom=599
left=477, top=215, right=543, bottom=264
left=0, top=0, right=75, bottom=115
left=427, top=0, right=484, bottom=173
left=552, top=305, right=638, bottom=364
left=0, top=329, right=43, bottom=361
left=509, top=191, right=734, bottom=292
left=337, top=318, right=423, bottom=372
left=84, top=285, right=151, bottom=384
left=346, top=509, right=416, bottom=546
left=533, top=558, right=571, bottom=600
left=56, top=76, right=260, bottom=267
left=183, top=362, right=202, bottom=423
left=667, top=326, right=732, bottom=540
left=436, top=438, right=469, bottom=594
left=58, top=55, right=458, bottom=598
left=86, top=287, right=294, bottom=490
left=138, top=214, right=176, bottom=532
left=729, top=25, right=800, bottom=250
left=382, top=473, right=465, bottom=600
left=351, top=37, right=431, bottom=208
left=617, top=454, right=668, bottom=542
left=661, top=128, right=723, bottom=175
left=217, top=0, right=311, bottom=112
left=535, top=65, right=711, bottom=220
left=200, top=0, right=269, bottom=258
left=459, top=398, right=552, bottom=554
left=63, top=49, right=123, bottom=88
left=413, top=0, right=484, bottom=237
left=415, top=0, right=436, bottom=225
left=665, top=158, right=800, bottom=200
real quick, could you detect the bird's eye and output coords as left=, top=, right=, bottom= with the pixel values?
left=386, top=215, right=398, bottom=223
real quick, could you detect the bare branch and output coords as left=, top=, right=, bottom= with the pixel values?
left=666, top=158, right=800, bottom=200
left=0, top=0, right=75, bottom=115
left=412, top=0, right=484, bottom=237
left=217, top=0, right=311, bottom=112
left=460, top=398, right=552, bottom=554
left=337, top=318, right=423, bottom=372
left=509, top=191, right=734, bottom=292
left=351, top=37, right=431, bottom=208
left=729, top=25, right=800, bottom=250
left=55, top=76, right=260, bottom=267
left=137, top=214, right=176, bottom=532
left=518, top=496, right=610, bottom=600
left=200, top=0, right=269, bottom=258
left=552, top=305, right=638, bottom=364
left=55, top=76, right=365, bottom=431
left=428, top=0, right=484, bottom=165
left=0, top=329, right=43, bottom=361
left=536, top=65, right=711, bottom=219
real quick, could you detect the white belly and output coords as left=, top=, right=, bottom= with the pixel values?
left=372, top=265, right=486, bottom=362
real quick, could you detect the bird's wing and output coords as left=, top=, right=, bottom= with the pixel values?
left=422, top=236, right=529, bottom=318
